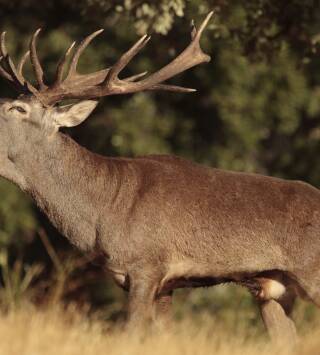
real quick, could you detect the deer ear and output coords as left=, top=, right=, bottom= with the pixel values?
left=53, top=100, right=98, bottom=128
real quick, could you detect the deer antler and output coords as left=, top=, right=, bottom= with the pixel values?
left=0, top=12, right=213, bottom=106
left=0, top=31, right=44, bottom=97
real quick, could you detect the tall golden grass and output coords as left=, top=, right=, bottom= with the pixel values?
left=1, top=237, right=320, bottom=355
left=0, top=303, right=319, bottom=355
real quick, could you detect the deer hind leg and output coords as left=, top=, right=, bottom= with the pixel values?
left=260, top=299, right=297, bottom=345
left=243, top=277, right=298, bottom=345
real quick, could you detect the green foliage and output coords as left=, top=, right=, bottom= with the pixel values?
left=0, top=181, right=37, bottom=247
left=211, top=44, right=309, bottom=172
left=109, top=94, right=175, bottom=155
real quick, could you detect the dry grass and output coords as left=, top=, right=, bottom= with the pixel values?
left=0, top=304, right=319, bottom=355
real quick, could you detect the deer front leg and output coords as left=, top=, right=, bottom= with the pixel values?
left=126, top=273, right=159, bottom=332
left=260, top=300, right=297, bottom=345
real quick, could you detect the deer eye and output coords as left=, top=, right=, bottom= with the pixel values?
left=9, top=105, right=27, bottom=114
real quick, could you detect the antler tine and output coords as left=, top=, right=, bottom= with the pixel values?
left=6, top=55, right=25, bottom=85
left=123, top=72, right=195, bottom=92
left=150, top=83, right=196, bottom=92
left=54, top=41, right=76, bottom=85
left=30, top=28, right=46, bottom=90
left=16, top=50, right=39, bottom=94
left=0, top=41, right=14, bottom=83
left=0, top=32, right=25, bottom=86
left=17, top=50, right=30, bottom=77
left=0, top=31, right=9, bottom=58
left=130, top=11, right=213, bottom=90
left=193, top=11, right=214, bottom=40
left=96, top=11, right=213, bottom=96
left=104, top=35, right=151, bottom=85
left=0, top=60, right=14, bottom=82
left=67, top=29, right=104, bottom=79
left=124, top=71, right=148, bottom=82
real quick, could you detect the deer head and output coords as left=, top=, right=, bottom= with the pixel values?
left=0, top=13, right=212, bottom=182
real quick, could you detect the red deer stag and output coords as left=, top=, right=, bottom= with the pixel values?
left=0, top=13, right=313, bottom=342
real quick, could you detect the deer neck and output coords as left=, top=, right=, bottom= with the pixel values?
left=9, top=131, right=120, bottom=251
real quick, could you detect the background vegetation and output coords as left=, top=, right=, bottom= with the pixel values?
left=0, top=0, right=320, bottom=336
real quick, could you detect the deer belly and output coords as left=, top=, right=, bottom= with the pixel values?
left=158, top=260, right=232, bottom=293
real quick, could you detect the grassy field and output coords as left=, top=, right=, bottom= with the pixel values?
left=1, top=252, right=319, bottom=355
left=1, top=303, right=320, bottom=355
